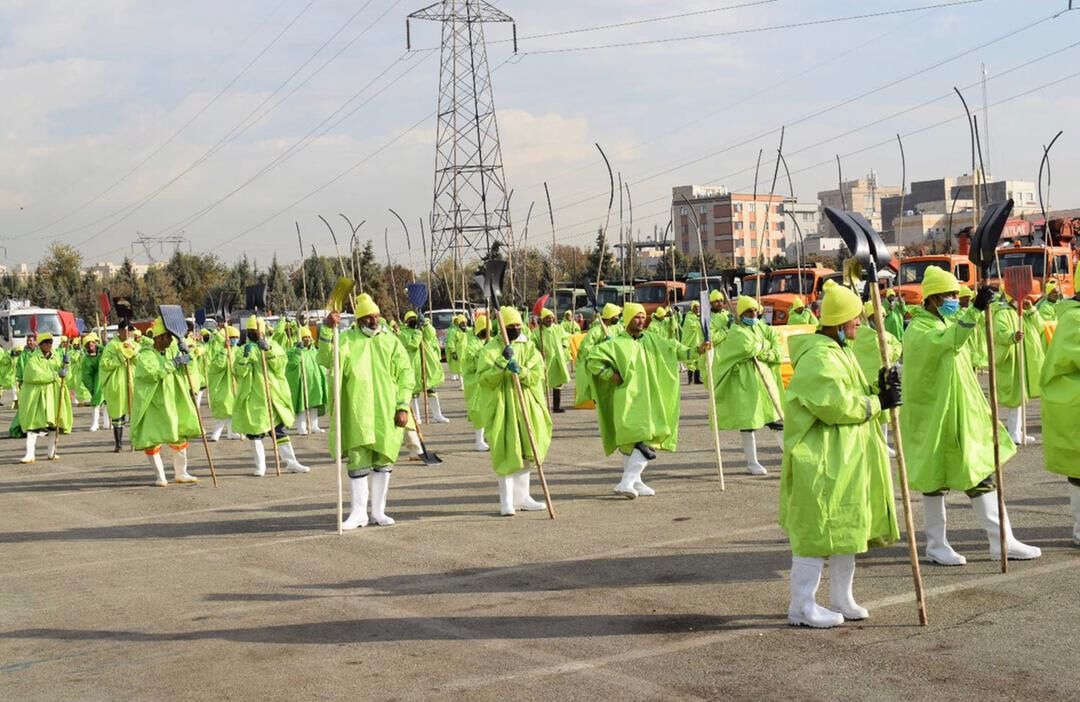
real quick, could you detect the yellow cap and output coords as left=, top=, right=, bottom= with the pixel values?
left=820, top=280, right=862, bottom=326
left=863, top=300, right=876, bottom=319
left=1046, top=279, right=1058, bottom=294
left=921, top=266, right=960, bottom=298
left=226, top=325, right=241, bottom=338
left=37, top=332, right=54, bottom=344
left=403, top=310, right=417, bottom=323
left=709, top=289, right=726, bottom=303
left=885, top=288, right=897, bottom=298
left=690, top=301, right=700, bottom=311
left=791, top=296, right=805, bottom=310
left=622, top=302, right=646, bottom=326
left=133, top=329, right=143, bottom=338
left=300, top=326, right=312, bottom=339
left=654, top=307, right=668, bottom=319
left=82, top=332, right=101, bottom=345
left=500, top=306, right=523, bottom=327
left=150, top=317, right=167, bottom=337
left=540, top=308, right=555, bottom=320
left=735, top=296, right=759, bottom=317
left=245, top=315, right=264, bottom=332
left=958, top=285, right=975, bottom=300
left=563, top=310, right=572, bottom=319
left=474, top=315, right=490, bottom=334
left=601, top=303, right=622, bottom=321
left=355, top=293, right=379, bottom=319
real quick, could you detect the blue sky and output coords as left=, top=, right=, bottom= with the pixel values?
left=2, top=0, right=1079, bottom=267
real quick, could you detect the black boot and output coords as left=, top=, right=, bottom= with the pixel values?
left=552, top=388, right=565, bottom=413
left=112, top=423, right=123, bottom=453
left=694, top=370, right=703, bottom=385
left=687, top=370, right=694, bottom=385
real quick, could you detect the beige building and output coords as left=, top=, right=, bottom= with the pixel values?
left=671, top=185, right=789, bottom=266
left=817, top=172, right=902, bottom=238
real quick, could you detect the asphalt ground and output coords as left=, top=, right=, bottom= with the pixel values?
left=0, top=372, right=1077, bottom=702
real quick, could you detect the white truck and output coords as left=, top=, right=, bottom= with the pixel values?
left=0, top=300, right=63, bottom=352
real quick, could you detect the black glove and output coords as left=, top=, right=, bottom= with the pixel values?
left=243, top=343, right=254, bottom=358
left=973, top=286, right=994, bottom=312
left=62, top=353, right=70, bottom=365
left=502, top=345, right=514, bottom=361
left=58, top=367, right=69, bottom=379
left=177, top=340, right=190, bottom=354
left=878, top=366, right=902, bottom=410
left=257, top=339, right=271, bottom=351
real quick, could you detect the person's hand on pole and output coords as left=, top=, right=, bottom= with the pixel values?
left=394, top=409, right=409, bottom=427
left=974, top=286, right=994, bottom=312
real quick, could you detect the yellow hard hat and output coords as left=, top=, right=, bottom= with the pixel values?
left=150, top=317, right=168, bottom=337
left=356, top=293, right=379, bottom=319
left=735, top=296, right=759, bottom=317
left=500, top=306, right=523, bottom=327
left=601, top=303, right=622, bottom=320
left=820, top=280, right=862, bottom=326
left=622, top=302, right=646, bottom=326
left=921, top=266, right=960, bottom=298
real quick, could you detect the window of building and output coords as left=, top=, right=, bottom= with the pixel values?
left=700, top=205, right=706, bottom=215
left=734, top=203, right=743, bottom=213
left=680, top=207, right=687, bottom=216
left=750, top=222, right=756, bottom=231
left=734, top=221, right=743, bottom=230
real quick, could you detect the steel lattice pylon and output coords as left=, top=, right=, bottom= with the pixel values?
left=408, top=1, right=515, bottom=259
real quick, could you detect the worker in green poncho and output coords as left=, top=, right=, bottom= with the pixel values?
left=67, top=337, right=91, bottom=407
left=9, top=337, right=36, bottom=436
left=786, top=296, right=818, bottom=327
left=680, top=301, right=704, bottom=385
left=574, top=303, right=622, bottom=406
left=958, top=287, right=988, bottom=369
left=445, top=314, right=466, bottom=384
left=1039, top=292, right=1080, bottom=545
left=208, top=326, right=241, bottom=441
left=17, top=333, right=72, bottom=463
left=535, top=308, right=570, bottom=413
left=883, top=289, right=906, bottom=341
left=0, top=348, right=15, bottom=407
left=1035, top=279, right=1062, bottom=322
left=992, top=292, right=1046, bottom=446
left=712, top=295, right=784, bottom=476
left=779, top=283, right=901, bottom=629
left=131, top=318, right=201, bottom=487
left=398, top=310, right=450, bottom=424
left=560, top=310, right=578, bottom=337
left=901, top=266, right=1040, bottom=565
left=233, top=315, right=310, bottom=476
left=587, top=303, right=709, bottom=498
left=476, top=307, right=552, bottom=517
left=463, top=315, right=492, bottom=452
left=185, top=330, right=209, bottom=409
left=648, top=307, right=678, bottom=342
left=707, top=290, right=732, bottom=344
left=318, top=295, right=414, bottom=530
left=850, top=301, right=901, bottom=458
left=100, top=323, right=138, bottom=452
left=287, top=326, right=328, bottom=436
left=81, top=333, right=108, bottom=432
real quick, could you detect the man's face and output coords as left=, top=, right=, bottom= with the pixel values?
left=604, top=316, right=620, bottom=327
left=1049, top=288, right=1061, bottom=302
left=627, top=313, right=647, bottom=335
left=302, top=337, right=313, bottom=348
left=118, top=329, right=130, bottom=342
left=87, top=341, right=98, bottom=354
left=39, top=341, right=53, bottom=357
left=710, top=300, right=723, bottom=313
left=542, top=316, right=554, bottom=327
left=841, top=317, right=861, bottom=341
left=406, top=317, right=418, bottom=328
left=229, top=337, right=239, bottom=347
left=26, top=338, right=36, bottom=350
left=360, top=314, right=379, bottom=331
left=959, top=297, right=971, bottom=309
left=153, top=334, right=171, bottom=352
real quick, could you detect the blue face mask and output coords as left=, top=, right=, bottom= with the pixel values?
left=939, top=299, right=960, bottom=317
left=837, top=329, right=847, bottom=343
left=741, top=317, right=757, bottom=327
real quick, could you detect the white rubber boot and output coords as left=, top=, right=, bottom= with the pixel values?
left=788, top=556, right=844, bottom=628
left=195, top=389, right=204, bottom=409
left=474, top=428, right=489, bottom=452
left=742, top=431, right=767, bottom=475
left=210, top=419, right=226, bottom=442
left=149, top=453, right=168, bottom=487
left=20, top=432, right=38, bottom=464
left=296, top=412, right=309, bottom=436
left=102, top=411, right=111, bottom=430
left=278, top=441, right=310, bottom=474
left=633, top=450, right=655, bottom=496
left=498, top=474, right=516, bottom=516
left=404, top=430, right=423, bottom=460
left=429, top=394, right=451, bottom=424
left=369, top=471, right=394, bottom=526
left=173, top=447, right=197, bottom=484
left=411, top=397, right=422, bottom=424
left=46, top=431, right=59, bottom=461
left=342, top=475, right=370, bottom=530
left=514, top=471, right=546, bottom=511
left=827, top=554, right=869, bottom=620
left=882, top=422, right=897, bottom=458
left=226, top=420, right=240, bottom=440
left=614, top=450, right=646, bottom=499
left=1069, top=482, right=1080, bottom=547
left=251, top=440, right=267, bottom=477
left=1005, top=407, right=1037, bottom=445
left=89, top=406, right=101, bottom=432
left=311, top=414, right=324, bottom=433
left=971, top=491, right=1042, bottom=561
left=923, top=494, right=967, bottom=566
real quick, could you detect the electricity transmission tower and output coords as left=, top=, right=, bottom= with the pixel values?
left=407, top=0, right=516, bottom=264
left=131, top=231, right=190, bottom=263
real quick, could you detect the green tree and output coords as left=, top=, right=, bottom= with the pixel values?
left=165, top=251, right=226, bottom=313
left=583, top=228, right=616, bottom=285
left=357, top=241, right=382, bottom=300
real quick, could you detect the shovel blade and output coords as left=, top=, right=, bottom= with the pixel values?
left=970, top=199, right=1015, bottom=274
left=823, top=207, right=871, bottom=268
left=419, top=450, right=443, bottom=466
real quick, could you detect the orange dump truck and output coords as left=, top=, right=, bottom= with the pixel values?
left=894, top=255, right=977, bottom=306
left=759, top=268, right=835, bottom=325
left=988, top=244, right=1076, bottom=301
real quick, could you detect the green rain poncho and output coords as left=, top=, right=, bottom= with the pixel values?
left=1035, top=297, right=1058, bottom=322
left=232, top=339, right=295, bottom=436
left=560, top=317, right=579, bottom=337
left=183, top=335, right=206, bottom=391
left=80, top=346, right=104, bottom=405
left=587, top=328, right=697, bottom=455
left=131, top=344, right=201, bottom=450
left=69, top=348, right=92, bottom=404
left=286, top=343, right=328, bottom=413
left=711, top=321, right=783, bottom=430
left=398, top=323, right=445, bottom=392
left=964, top=305, right=989, bottom=369
left=779, top=333, right=899, bottom=557
left=18, top=349, right=73, bottom=432
left=445, top=324, right=465, bottom=375
left=992, top=302, right=1046, bottom=408
left=99, top=337, right=137, bottom=419
left=461, top=331, right=489, bottom=428
left=0, top=351, right=15, bottom=389
left=901, top=306, right=1016, bottom=493
left=476, top=336, right=552, bottom=476
left=1040, top=298, right=1080, bottom=479
left=207, top=336, right=238, bottom=420
left=883, top=297, right=906, bottom=341
left=317, top=326, right=413, bottom=465
left=574, top=321, right=616, bottom=405
left=850, top=325, right=901, bottom=392
left=680, top=311, right=704, bottom=372
left=534, top=321, right=570, bottom=389
left=787, top=308, right=819, bottom=327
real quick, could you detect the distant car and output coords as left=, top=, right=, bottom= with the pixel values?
left=424, top=308, right=472, bottom=357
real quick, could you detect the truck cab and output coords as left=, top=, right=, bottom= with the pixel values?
left=989, top=244, right=1076, bottom=300
left=760, top=268, right=835, bottom=325
left=634, top=280, right=685, bottom=318
left=0, top=301, right=64, bottom=352
left=894, top=255, right=976, bottom=305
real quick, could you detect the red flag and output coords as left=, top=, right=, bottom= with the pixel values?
left=30, top=314, right=38, bottom=335
left=98, top=292, right=111, bottom=319
left=58, top=310, right=79, bottom=339
left=532, top=294, right=550, bottom=318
